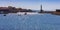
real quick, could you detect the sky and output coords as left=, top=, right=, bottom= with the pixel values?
left=41, top=0, right=60, bottom=11
left=0, top=0, right=60, bottom=11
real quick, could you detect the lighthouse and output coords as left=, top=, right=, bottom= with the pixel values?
left=40, top=5, right=43, bottom=13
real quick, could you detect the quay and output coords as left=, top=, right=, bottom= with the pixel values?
left=0, top=5, right=60, bottom=15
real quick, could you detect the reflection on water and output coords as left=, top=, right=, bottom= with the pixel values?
left=0, top=14, right=60, bottom=30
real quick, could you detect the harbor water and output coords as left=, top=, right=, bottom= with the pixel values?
left=0, top=13, right=60, bottom=30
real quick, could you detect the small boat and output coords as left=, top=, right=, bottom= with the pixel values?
left=24, top=12, right=27, bottom=15
left=4, top=14, right=6, bottom=16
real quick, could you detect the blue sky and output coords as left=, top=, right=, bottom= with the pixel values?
left=0, top=0, right=60, bottom=11
left=0, top=0, right=40, bottom=10
left=41, top=0, right=60, bottom=11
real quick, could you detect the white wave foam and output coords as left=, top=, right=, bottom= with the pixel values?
left=17, top=12, right=39, bottom=15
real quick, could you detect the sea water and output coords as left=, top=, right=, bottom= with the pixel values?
left=0, top=13, right=60, bottom=30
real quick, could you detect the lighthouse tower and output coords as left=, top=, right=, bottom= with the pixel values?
left=40, top=5, right=43, bottom=13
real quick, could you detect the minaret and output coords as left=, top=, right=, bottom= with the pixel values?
left=40, top=5, right=43, bottom=13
